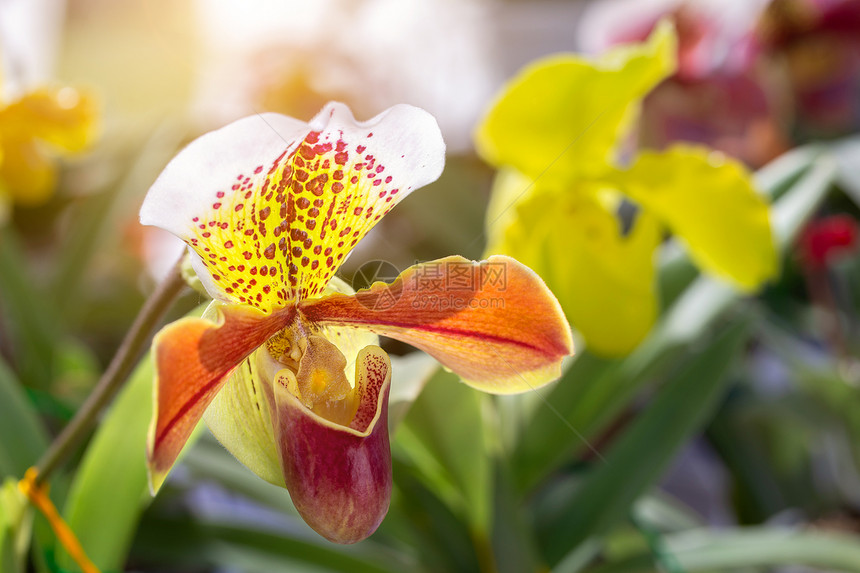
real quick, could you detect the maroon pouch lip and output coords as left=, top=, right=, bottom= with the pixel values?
left=272, top=347, right=392, bottom=544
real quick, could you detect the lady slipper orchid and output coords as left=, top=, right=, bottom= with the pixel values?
left=139, top=102, right=572, bottom=543
left=476, top=22, right=778, bottom=357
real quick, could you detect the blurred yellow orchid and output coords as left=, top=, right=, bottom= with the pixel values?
left=140, top=102, right=572, bottom=543
left=475, top=22, right=778, bottom=357
left=0, top=73, right=97, bottom=213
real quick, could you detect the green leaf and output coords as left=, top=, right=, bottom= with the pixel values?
left=705, top=400, right=791, bottom=523
left=630, top=493, right=702, bottom=534
left=539, top=321, right=749, bottom=565
left=753, top=144, right=824, bottom=200
left=770, top=154, right=838, bottom=249
left=491, top=463, right=542, bottom=573
left=132, top=514, right=410, bottom=573
left=0, top=357, right=50, bottom=478
left=386, top=457, right=485, bottom=573
left=394, top=369, right=491, bottom=534
left=58, top=303, right=206, bottom=571
left=57, top=354, right=154, bottom=571
left=588, top=528, right=860, bottom=573
left=0, top=227, right=61, bottom=389
left=509, top=349, right=622, bottom=491
left=833, top=135, right=860, bottom=205
left=0, top=478, right=33, bottom=573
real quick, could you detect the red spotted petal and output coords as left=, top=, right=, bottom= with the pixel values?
left=298, top=255, right=573, bottom=394
left=140, top=103, right=444, bottom=311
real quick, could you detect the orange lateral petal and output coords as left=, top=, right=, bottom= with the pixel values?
left=299, top=255, right=573, bottom=394
left=147, top=303, right=295, bottom=491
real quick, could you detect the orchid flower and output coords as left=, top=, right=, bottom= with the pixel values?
left=0, top=72, right=97, bottom=215
left=476, top=22, right=778, bottom=357
left=139, top=102, right=572, bottom=543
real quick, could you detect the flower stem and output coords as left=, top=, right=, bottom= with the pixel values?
left=34, top=259, right=186, bottom=485
left=472, top=528, right=498, bottom=573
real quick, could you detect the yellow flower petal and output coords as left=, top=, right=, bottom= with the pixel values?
left=0, top=138, right=56, bottom=206
left=483, top=168, right=534, bottom=255
left=0, top=87, right=98, bottom=152
left=617, top=145, right=778, bottom=290
left=492, top=178, right=661, bottom=357
left=475, top=20, right=676, bottom=182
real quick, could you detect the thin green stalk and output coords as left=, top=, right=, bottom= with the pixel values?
left=35, top=260, right=186, bottom=484
left=472, top=529, right=499, bottom=573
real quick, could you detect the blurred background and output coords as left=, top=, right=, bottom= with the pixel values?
left=1, top=0, right=860, bottom=572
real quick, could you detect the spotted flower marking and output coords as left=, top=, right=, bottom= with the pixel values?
left=187, top=119, right=413, bottom=310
